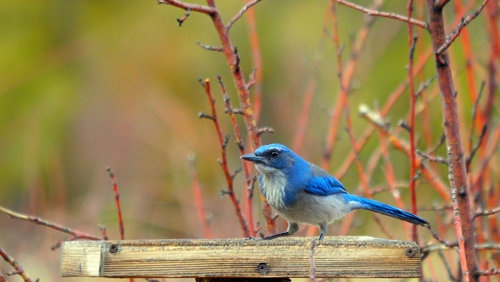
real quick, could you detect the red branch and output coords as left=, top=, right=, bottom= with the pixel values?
left=106, top=167, right=125, bottom=240
left=425, top=0, right=479, bottom=279
left=200, top=79, right=250, bottom=237
left=244, top=0, right=264, bottom=122
left=334, top=45, right=433, bottom=180
left=218, top=76, right=255, bottom=237
left=333, top=0, right=429, bottom=30
left=293, top=1, right=332, bottom=154
left=0, top=205, right=100, bottom=240
left=321, top=0, right=381, bottom=170
left=160, top=0, right=272, bottom=233
left=0, top=248, right=34, bottom=282
left=359, top=106, right=452, bottom=202
left=331, top=2, right=393, bottom=239
left=407, top=0, right=419, bottom=243
left=187, top=154, right=212, bottom=238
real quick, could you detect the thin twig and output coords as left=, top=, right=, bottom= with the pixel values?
left=468, top=81, right=486, bottom=150
left=466, top=125, right=487, bottom=170
left=176, top=8, right=191, bottom=26
left=107, top=167, right=125, bottom=240
left=359, top=104, right=451, bottom=201
left=425, top=225, right=458, bottom=248
left=428, top=133, right=446, bottom=154
left=98, top=225, right=109, bottom=240
left=415, top=76, right=436, bottom=98
left=218, top=75, right=255, bottom=236
left=333, top=0, right=429, bottom=30
left=436, top=0, right=491, bottom=55
left=157, top=0, right=215, bottom=15
left=435, top=0, right=450, bottom=9
left=0, top=248, right=34, bottom=282
left=437, top=250, right=459, bottom=281
left=225, top=0, right=262, bottom=31
left=473, top=206, right=500, bottom=220
left=424, top=242, right=500, bottom=253
left=321, top=0, right=383, bottom=170
left=476, top=268, right=500, bottom=276
left=416, top=149, right=448, bottom=164
left=0, top=205, right=100, bottom=240
left=196, top=41, right=223, bottom=52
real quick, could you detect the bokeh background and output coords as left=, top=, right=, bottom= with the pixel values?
left=0, top=0, right=497, bottom=281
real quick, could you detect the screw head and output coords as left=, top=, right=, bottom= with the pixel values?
left=257, top=262, right=268, bottom=274
left=109, top=244, right=119, bottom=254
left=405, top=247, right=417, bottom=258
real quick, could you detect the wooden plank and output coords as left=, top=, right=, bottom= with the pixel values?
left=61, top=237, right=421, bottom=278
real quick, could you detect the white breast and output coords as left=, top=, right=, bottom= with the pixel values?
left=256, top=165, right=288, bottom=210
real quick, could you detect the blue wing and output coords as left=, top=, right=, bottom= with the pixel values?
left=304, top=163, right=347, bottom=196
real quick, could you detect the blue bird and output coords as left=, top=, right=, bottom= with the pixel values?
left=241, top=144, right=429, bottom=241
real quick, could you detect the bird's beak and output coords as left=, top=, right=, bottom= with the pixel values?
left=241, top=153, right=266, bottom=164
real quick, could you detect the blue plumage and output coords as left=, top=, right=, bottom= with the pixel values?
left=241, top=143, right=429, bottom=241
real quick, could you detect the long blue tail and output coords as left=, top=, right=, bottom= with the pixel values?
left=343, top=194, right=429, bottom=226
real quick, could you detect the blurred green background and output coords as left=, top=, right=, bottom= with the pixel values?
left=0, top=0, right=496, bottom=281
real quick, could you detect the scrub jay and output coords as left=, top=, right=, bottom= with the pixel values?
left=241, top=143, right=429, bottom=241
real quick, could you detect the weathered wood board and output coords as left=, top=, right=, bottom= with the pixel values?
left=60, top=236, right=421, bottom=278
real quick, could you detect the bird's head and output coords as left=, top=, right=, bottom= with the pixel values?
left=241, top=144, right=299, bottom=175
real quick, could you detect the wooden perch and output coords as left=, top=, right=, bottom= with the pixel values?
left=60, top=237, right=421, bottom=279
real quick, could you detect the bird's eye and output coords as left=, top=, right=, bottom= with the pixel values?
left=270, top=150, right=279, bottom=158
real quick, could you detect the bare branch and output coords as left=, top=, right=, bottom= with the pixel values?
left=196, top=41, right=223, bottom=52
left=416, top=149, right=448, bottom=164
left=226, top=0, right=262, bottom=31
left=0, top=248, right=35, bottom=282
left=157, top=0, right=215, bottom=15
left=473, top=206, right=500, bottom=220
left=423, top=242, right=500, bottom=253
left=436, top=0, right=491, bottom=55
left=435, top=0, right=450, bottom=9
left=0, top=205, right=100, bottom=240
left=176, top=8, right=191, bottom=26
left=333, top=0, right=429, bottom=30
left=257, top=127, right=275, bottom=136
left=477, top=268, right=500, bottom=276
left=466, top=125, right=487, bottom=170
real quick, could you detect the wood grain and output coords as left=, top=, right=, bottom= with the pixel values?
left=61, top=237, right=421, bottom=278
